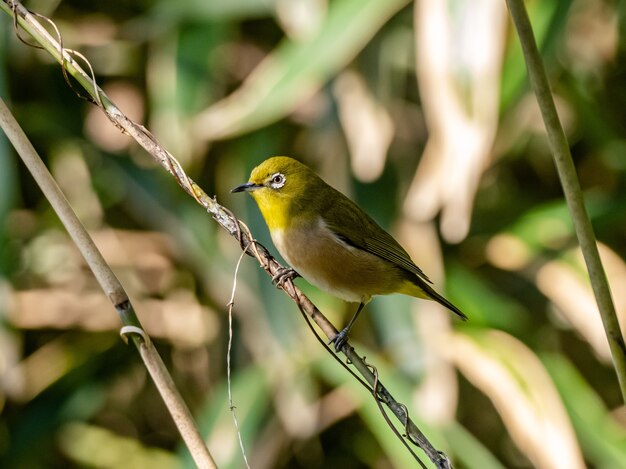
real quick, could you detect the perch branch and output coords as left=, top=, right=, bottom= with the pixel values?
left=1, top=1, right=451, bottom=466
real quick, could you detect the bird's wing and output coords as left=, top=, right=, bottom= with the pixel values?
left=321, top=196, right=432, bottom=284
left=320, top=191, right=467, bottom=321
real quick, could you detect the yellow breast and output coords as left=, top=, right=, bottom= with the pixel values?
left=270, top=217, right=408, bottom=303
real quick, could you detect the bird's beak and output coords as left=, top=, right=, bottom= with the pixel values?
left=231, top=182, right=261, bottom=193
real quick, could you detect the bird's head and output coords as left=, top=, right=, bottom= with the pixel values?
left=231, top=156, right=317, bottom=227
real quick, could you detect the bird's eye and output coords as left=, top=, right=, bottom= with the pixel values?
left=270, top=173, right=286, bottom=189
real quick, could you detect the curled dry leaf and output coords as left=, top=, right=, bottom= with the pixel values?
left=396, top=218, right=458, bottom=423
left=404, top=0, right=507, bottom=243
left=334, top=70, right=394, bottom=183
left=536, top=243, right=626, bottom=362
left=443, top=330, right=585, bottom=469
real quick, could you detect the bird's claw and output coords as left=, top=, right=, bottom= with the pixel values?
left=272, top=267, right=299, bottom=288
left=328, top=328, right=350, bottom=352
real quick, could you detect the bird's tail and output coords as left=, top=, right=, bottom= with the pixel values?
left=423, top=283, right=467, bottom=320
left=402, top=278, right=467, bottom=320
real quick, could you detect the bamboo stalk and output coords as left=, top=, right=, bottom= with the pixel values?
left=506, top=0, right=626, bottom=403
left=0, top=97, right=218, bottom=469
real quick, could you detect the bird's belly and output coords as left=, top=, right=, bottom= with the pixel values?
left=271, top=225, right=403, bottom=303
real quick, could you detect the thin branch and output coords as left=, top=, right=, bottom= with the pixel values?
left=0, top=1, right=452, bottom=467
left=506, top=0, right=626, bottom=404
left=227, top=248, right=253, bottom=469
left=0, top=98, right=218, bottom=469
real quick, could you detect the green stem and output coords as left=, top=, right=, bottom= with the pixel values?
left=506, top=0, right=626, bottom=403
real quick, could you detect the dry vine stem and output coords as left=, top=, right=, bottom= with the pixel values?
left=1, top=1, right=453, bottom=467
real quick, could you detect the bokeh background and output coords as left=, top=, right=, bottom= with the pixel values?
left=1, top=0, right=626, bottom=467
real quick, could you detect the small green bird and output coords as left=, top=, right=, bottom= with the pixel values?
left=232, top=156, right=466, bottom=350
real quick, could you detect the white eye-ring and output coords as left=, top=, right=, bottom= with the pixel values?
left=269, top=172, right=286, bottom=189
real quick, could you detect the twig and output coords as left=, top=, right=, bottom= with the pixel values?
left=506, top=0, right=626, bottom=403
left=0, top=1, right=452, bottom=466
left=0, top=98, right=218, bottom=469
left=227, top=248, right=253, bottom=469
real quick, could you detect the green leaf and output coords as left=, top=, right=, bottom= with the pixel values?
left=447, top=263, right=529, bottom=333
left=542, top=354, right=626, bottom=469
left=192, top=366, right=270, bottom=469
left=443, top=422, right=506, bottom=469
left=193, top=0, right=411, bottom=140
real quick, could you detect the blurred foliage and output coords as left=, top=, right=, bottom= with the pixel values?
left=1, top=0, right=626, bottom=468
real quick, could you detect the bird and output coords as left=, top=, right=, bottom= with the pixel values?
left=231, top=156, right=467, bottom=350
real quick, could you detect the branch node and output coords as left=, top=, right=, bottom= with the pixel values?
left=120, top=325, right=150, bottom=345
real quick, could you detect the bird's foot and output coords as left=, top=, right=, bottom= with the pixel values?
left=272, top=267, right=299, bottom=288
left=328, top=327, right=350, bottom=352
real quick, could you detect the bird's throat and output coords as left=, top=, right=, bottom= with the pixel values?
left=252, top=192, right=293, bottom=231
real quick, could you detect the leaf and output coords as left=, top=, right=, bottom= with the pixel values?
left=445, top=330, right=585, bottom=469
left=542, top=354, right=626, bottom=469
left=443, top=422, right=506, bottom=469
left=192, top=0, right=411, bottom=140
left=194, top=367, right=270, bottom=469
